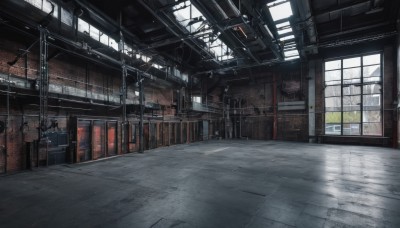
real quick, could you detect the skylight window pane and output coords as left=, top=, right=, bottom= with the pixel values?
left=278, top=27, right=292, bottom=35
left=78, top=18, right=89, bottom=34
left=172, top=1, right=232, bottom=62
left=61, top=8, right=72, bottom=26
left=43, top=1, right=58, bottom=18
left=284, top=50, right=299, bottom=57
left=284, top=43, right=296, bottom=49
left=269, top=2, right=292, bottom=21
left=279, top=35, right=295, bottom=41
left=25, top=0, right=42, bottom=9
left=109, top=38, right=118, bottom=51
left=100, top=33, right=109, bottom=46
left=191, top=6, right=203, bottom=18
left=124, top=45, right=133, bottom=56
left=285, top=56, right=300, bottom=61
left=276, top=21, right=290, bottom=28
left=90, top=26, right=100, bottom=41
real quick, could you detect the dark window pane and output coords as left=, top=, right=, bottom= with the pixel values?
left=325, top=60, right=341, bottom=71
left=363, top=54, right=380, bottom=65
left=363, top=111, right=381, bottom=122
left=343, top=123, right=360, bottom=135
left=325, top=123, right=341, bottom=135
left=343, top=111, right=361, bottom=123
left=363, top=123, right=382, bottom=135
left=343, top=85, right=361, bottom=96
left=343, top=57, right=360, bottom=68
left=325, top=86, right=341, bottom=97
left=325, top=112, right=342, bottom=123
left=343, top=96, right=360, bottom=111
left=325, top=70, right=341, bottom=82
left=363, top=84, right=381, bottom=94
left=325, top=97, right=341, bottom=111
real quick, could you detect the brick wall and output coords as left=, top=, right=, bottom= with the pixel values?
left=0, top=36, right=178, bottom=173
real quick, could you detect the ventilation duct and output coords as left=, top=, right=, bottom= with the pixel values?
left=216, top=0, right=241, bottom=18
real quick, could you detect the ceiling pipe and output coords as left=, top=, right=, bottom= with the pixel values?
left=209, top=0, right=229, bottom=20
left=297, top=0, right=318, bottom=54
left=215, top=0, right=241, bottom=18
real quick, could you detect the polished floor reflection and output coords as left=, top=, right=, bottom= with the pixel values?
left=1, top=140, right=400, bottom=227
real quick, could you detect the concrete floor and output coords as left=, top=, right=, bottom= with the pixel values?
left=1, top=140, right=400, bottom=228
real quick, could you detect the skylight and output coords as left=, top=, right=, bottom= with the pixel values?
left=277, top=27, right=292, bottom=35
left=279, top=35, right=295, bottom=41
left=269, top=1, right=293, bottom=21
left=173, top=1, right=233, bottom=61
left=24, top=0, right=178, bottom=76
left=267, top=0, right=300, bottom=61
left=276, top=21, right=290, bottom=28
left=284, top=50, right=299, bottom=57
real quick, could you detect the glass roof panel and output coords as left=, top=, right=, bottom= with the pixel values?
left=269, top=1, right=293, bottom=21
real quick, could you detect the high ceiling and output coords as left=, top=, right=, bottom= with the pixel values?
left=75, top=0, right=399, bottom=73
left=1, top=0, right=399, bottom=78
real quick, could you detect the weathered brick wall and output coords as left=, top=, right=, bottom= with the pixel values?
left=0, top=36, right=177, bottom=173
left=226, top=67, right=308, bottom=141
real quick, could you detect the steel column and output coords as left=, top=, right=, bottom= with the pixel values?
left=308, top=60, right=316, bottom=142
left=273, top=73, right=277, bottom=140
left=139, top=73, right=144, bottom=153
left=39, top=26, right=49, bottom=139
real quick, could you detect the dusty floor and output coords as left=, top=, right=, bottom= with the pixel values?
left=1, top=140, right=400, bottom=228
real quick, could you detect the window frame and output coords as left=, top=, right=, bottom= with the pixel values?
left=323, top=52, right=383, bottom=136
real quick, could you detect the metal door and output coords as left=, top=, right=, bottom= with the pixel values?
left=77, top=120, right=91, bottom=162
left=107, top=122, right=117, bottom=156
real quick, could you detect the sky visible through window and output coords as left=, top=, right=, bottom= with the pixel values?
left=267, top=0, right=299, bottom=61
left=24, top=0, right=189, bottom=82
left=173, top=1, right=234, bottom=61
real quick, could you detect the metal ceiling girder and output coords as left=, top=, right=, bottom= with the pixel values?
left=319, top=21, right=391, bottom=40
left=304, top=30, right=397, bottom=49
left=314, top=1, right=372, bottom=24
left=190, top=0, right=261, bottom=64
left=296, top=0, right=318, bottom=54
left=137, top=0, right=221, bottom=66
left=239, top=0, right=284, bottom=61
left=72, top=0, right=141, bottom=49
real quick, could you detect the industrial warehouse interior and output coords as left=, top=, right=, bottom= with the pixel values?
left=1, top=0, right=400, bottom=227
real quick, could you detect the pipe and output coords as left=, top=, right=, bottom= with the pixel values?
left=209, top=0, right=229, bottom=20
left=216, top=0, right=241, bottom=18
left=297, top=0, right=318, bottom=53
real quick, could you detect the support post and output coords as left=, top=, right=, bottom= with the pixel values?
left=119, top=26, right=128, bottom=153
left=308, top=60, right=316, bottom=142
left=39, top=26, right=49, bottom=140
left=139, top=73, right=144, bottom=153
left=273, top=73, right=277, bottom=140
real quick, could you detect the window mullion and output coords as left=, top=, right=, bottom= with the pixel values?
left=361, top=56, right=364, bottom=135
left=341, top=59, right=344, bottom=136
